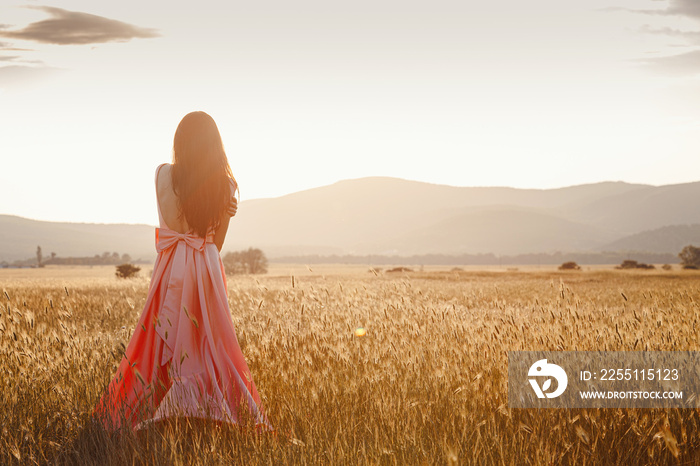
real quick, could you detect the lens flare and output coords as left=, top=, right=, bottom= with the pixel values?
left=355, top=327, right=366, bottom=337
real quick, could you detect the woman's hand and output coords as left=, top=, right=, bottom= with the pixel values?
left=227, top=196, right=238, bottom=217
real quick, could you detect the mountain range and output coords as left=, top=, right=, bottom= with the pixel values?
left=2, top=177, right=700, bottom=262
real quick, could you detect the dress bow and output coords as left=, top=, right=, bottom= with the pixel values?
left=156, top=228, right=206, bottom=252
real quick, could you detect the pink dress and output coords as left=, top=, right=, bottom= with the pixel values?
left=94, top=164, right=270, bottom=431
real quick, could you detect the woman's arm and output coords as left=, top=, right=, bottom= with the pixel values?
left=213, top=188, right=238, bottom=251
left=213, top=215, right=230, bottom=252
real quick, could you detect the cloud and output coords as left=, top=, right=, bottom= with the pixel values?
left=0, top=55, right=42, bottom=65
left=605, top=0, right=700, bottom=20
left=639, top=24, right=700, bottom=44
left=637, top=49, right=700, bottom=75
left=661, top=0, right=700, bottom=20
left=0, top=64, right=61, bottom=88
left=613, top=2, right=700, bottom=73
left=0, top=6, right=159, bottom=45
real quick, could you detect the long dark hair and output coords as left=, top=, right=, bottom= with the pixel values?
left=171, top=111, right=237, bottom=238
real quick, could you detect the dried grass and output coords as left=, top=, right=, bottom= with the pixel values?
left=1, top=269, right=699, bottom=464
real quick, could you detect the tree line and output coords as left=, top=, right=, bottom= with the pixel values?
left=2, top=247, right=135, bottom=268
left=271, top=251, right=678, bottom=266
left=561, top=246, right=700, bottom=271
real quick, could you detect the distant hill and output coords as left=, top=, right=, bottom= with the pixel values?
left=224, top=177, right=645, bottom=255
left=599, top=224, right=700, bottom=254
left=357, top=207, right=616, bottom=255
left=562, top=182, right=700, bottom=234
left=2, top=177, right=700, bottom=262
left=0, top=215, right=155, bottom=262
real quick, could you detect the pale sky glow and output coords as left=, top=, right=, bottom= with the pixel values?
left=2, top=0, right=700, bottom=224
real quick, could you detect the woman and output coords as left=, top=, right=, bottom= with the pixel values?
left=94, top=111, right=271, bottom=432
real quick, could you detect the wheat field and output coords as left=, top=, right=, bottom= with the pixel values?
left=1, top=265, right=699, bottom=465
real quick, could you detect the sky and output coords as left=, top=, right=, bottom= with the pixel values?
left=1, top=0, right=700, bottom=224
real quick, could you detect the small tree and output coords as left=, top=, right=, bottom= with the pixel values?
left=223, top=248, right=268, bottom=275
left=115, top=263, right=141, bottom=279
left=36, top=246, right=43, bottom=268
left=244, top=248, right=268, bottom=274
left=558, top=261, right=581, bottom=271
left=223, top=251, right=246, bottom=274
left=616, top=259, right=654, bottom=270
left=679, top=245, right=700, bottom=269
left=617, top=260, right=639, bottom=269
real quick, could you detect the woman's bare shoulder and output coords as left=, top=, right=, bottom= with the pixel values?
left=156, top=162, right=172, bottom=174
left=155, top=163, right=172, bottom=186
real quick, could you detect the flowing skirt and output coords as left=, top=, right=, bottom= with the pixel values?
left=94, top=228, right=270, bottom=431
